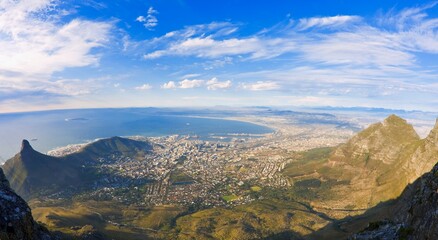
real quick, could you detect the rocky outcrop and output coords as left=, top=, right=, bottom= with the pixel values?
left=351, top=161, right=438, bottom=240
left=0, top=167, right=54, bottom=240
left=350, top=220, right=406, bottom=240
left=390, top=162, right=438, bottom=239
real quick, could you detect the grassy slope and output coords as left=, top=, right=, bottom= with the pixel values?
left=31, top=200, right=186, bottom=240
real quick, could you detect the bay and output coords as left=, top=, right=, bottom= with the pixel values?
left=0, top=108, right=272, bottom=162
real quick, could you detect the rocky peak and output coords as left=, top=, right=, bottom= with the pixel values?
left=352, top=115, right=419, bottom=143
left=338, top=115, right=419, bottom=160
left=20, top=139, right=34, bottom=153
left=383, top=114, right=406, bottom=125
left=381, top=114, right=419, bottom=138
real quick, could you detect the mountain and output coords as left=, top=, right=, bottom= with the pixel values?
left=69, top=136, right=155, bottom=162
left=0, top=167, right=54, bottom=240
left=2, top=137, right=155, bottom=200
left=2, top=140, right=83, bottom=200
left=281, top=115, right=438, bottom=219
left=319, top=115, right=424, bottom=209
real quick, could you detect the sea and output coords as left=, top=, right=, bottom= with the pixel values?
left=0, top=108, right=272, bottom=162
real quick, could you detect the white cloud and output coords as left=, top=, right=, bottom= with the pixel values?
left=0, top=0, right=112, bottom=96
left=135, top=84, right=152, bottom=90
left=144, top=36, right=296, bottom=60
left=206, top=77, right=232, bottom=90
left=139, top=5, right=438, bottom=69
left=241, top=81, right=280, bottom=91
left=161, top=77, right=232, bottom=90
left=179, top=79, right=204, bottom=89
left=181, top=73, right=201, bottom=79
left=299, top=29, right=415, bottom=66
left=296, top=15, right=362, bottom=30
left=161, top=81, right=177, bottom=89
left=136, top=6, right=158, bottom=30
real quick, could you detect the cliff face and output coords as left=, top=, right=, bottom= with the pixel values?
left=0, top=167, right=54, bottom=240
left=405, top=119, right=438, bottom=178
left=391, top=162, right=438, bottom=239
left=351, top=161, right=438, bottom=240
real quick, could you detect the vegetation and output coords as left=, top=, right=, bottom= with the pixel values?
left=222, top=194, right=239, bottom=202
left=169, top=169, right=194, bottom=184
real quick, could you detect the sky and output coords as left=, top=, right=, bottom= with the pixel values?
left=2, top=0, right=438, bottom=113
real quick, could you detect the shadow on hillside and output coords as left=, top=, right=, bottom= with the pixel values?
left=263, top=178, right=421, bottom=240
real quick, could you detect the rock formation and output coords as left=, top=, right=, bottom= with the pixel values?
left=0, top=167, right=54, bottom=240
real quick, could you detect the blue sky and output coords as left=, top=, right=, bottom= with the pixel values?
left=1, top=0, right=438, bottom=112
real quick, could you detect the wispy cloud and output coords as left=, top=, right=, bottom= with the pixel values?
left=143, top=35, right=296, bottom=60
left=136, top=6, right=159, bottom=30
left=139, top=4, right=438, bottom=69
left=296, top=15, right=362, bottom=30
left=161, top=77, right=232, bottom=90
left=135, top=2, right=438, bottom=109
left=241, top=81, right=280, bottom=91
left=135, top=84, right=152, bottom=90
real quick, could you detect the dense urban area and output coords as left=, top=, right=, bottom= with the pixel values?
left=46, top=117, right=354, bottom=209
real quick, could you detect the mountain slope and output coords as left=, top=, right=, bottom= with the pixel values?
left=69, top=136, right=155, bottom=162
left=2, top=137, right=155, bottom=200
left=282, top=115, right=438, bottom=218
left=0, top=168, right=54, bottom=240
left=2, top=140, right=82, bottom=199
left=391, top=162, right=438, bottom=239
left=320, top=115, right=423, bottom=209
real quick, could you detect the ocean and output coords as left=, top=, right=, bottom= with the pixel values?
left=0, top=108, right=272, bottom=162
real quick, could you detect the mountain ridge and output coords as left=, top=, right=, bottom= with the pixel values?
left=2, top=137, right=156, bottom=200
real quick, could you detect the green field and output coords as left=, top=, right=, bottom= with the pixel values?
left=222, top=194, right=239, bottom=202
